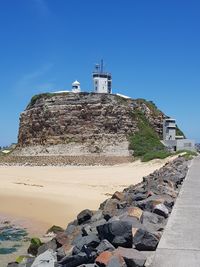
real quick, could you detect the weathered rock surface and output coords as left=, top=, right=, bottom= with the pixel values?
left=14, top=93, right=165, bottom=157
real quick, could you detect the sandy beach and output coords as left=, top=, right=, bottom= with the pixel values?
left=0, top=157, right=176, bottom=232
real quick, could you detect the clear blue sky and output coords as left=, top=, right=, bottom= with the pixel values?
left=0, top=0, right=200, bottom=146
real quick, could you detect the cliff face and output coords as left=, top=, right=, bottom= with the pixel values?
left=16, top=92, right=165, bottom=156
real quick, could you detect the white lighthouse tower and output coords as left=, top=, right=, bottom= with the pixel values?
left=92, top=60, right=112, bottom=94
left=72, top=80, right=81, bottom=93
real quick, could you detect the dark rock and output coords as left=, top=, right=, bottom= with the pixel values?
left=82, top=219, right=107, bottom=236
left=7, top=264, right=19, bottom=267
left=37, top=238, right=57, bottom=255
left=137, top=195, right=173, bottom=212
left=114, top=247, right=147, bottom=267
left=96, top=239, right=115, bottom=254
left=46, top=225, right=64, bottom=234
left=57, top=246, right=68, bottom=261
left=97, top=220, right=132, bottom=247
left=141, top=211, right=166, bottom=232
left=131, top=193, right=147, bottom=202
left=82, top=225, right=92, bottom=236
left=90, top=219, right=107, bottom=229
left=132, top=229, right=160, bottom=251
left=77, top=264, right=98, bottom=267
left=117, top=201, right=128, bottom=209
left=153, top=204, right=169, bottom=218
left=77, top=209, right=93, bottom=225
left=72, top=233, right=100, bottom=252
left=119, top=213, right=143, bottom=228
left=102, top=199, right=119, bottom=220
left=58, top=252, right=92, bottom=267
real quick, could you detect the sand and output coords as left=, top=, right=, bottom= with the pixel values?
left=0, top=157, right=176, bottom=232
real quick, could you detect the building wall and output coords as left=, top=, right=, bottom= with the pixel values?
left=163, top=119, right=176, bottom=141
left=94, top=77, right=108, bottom=93
left=176, top=139, right=195, bottom=151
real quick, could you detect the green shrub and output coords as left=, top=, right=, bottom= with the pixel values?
left=129, top=110, right=165, bottom=158
left=175, top=150, right=198, bottom=160
left=142, top=150, right=171, bottom=162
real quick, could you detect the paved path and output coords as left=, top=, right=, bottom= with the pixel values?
left=152, top=156, right=200, bottom=267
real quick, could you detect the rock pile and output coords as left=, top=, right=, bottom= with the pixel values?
left=8, top=157, right=188, bottom=267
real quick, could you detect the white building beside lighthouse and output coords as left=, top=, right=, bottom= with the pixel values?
left=92, top=60, right=112, bottom=94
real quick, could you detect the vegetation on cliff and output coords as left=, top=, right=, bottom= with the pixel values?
left=129, top=109, right=169, bottom=161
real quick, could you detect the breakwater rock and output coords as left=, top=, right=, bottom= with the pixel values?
left=8, top=157, right=188, bottom=267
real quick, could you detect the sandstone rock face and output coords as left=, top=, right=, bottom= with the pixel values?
left=16, top=93, right=165, bottom=156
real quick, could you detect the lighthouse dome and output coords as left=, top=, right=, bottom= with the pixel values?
left=72, top=80, right=80, bottom=86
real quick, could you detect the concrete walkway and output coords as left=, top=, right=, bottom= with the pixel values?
left=152, top=156, right=200, bottom=267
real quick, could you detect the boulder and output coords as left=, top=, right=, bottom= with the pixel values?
left=66, top=224, right=79, bottom=235
left=95, top=251, right=113, bottom=266
left=141, top=211, right=166, bottom=232
left=153, top=204, right=169, bottom=218
left=77, top=209, right=93, bottom=225
left=131, top=193, right=147, bottom=202
left=28, top=238, right=43, bottom=256
left=114, top=247, right=147, bottom=267
left=90, top=210, right=103, bottom=222
left=55, top=232, right=69, bottom=246
left=97, top=221, right=132, bottom=247
left=127, top=207, right=143, bottom=221
left=137, top=195, right=173, bottom=212
left=132, top=228, right=160, bottom=251
left=57, top=244, right=74, bottom=261
left=37, top=238, right=57, bottom=255
left=95, top=251, right=127, bottom=267
left=107, top=255, right=127, bottom=267
left=31, top=249, right=57, bottom=267
left=96, top=239, right=115, bottom=254
left=111, top=191, right=125, bottom=202
left=58, top=252, right=92, bottom=267
left=46, top=225, right=64, bottom=234
left=72, top=233, right=100, bottom=252
left=102, top=199, right=119, bottom=220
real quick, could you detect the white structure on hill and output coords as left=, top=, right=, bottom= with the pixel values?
left=72, top=80, right=81, bottom=93
left=163, top=118, right=195, bottom=151
left=163, top=118, right=177, bottom=141
left=92, top=60, right=112, bottom=94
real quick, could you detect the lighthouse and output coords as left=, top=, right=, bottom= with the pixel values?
left=72, top=80, right=81, bottom=93
left=92, top=60, right=112, bottom=94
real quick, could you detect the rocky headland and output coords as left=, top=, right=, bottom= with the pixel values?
left=7, top=156, right=189, bottom=267
left=12, top=92, right=165, bottom=159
